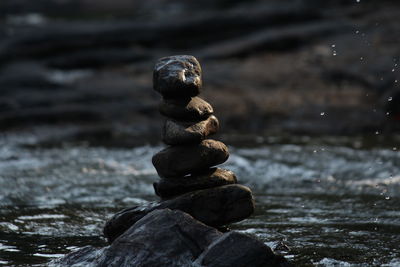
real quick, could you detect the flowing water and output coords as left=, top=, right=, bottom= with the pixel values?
left=0, top=133, right=399, bottom=266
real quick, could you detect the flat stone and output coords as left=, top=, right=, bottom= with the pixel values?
left=152, top=139, right=229, bottom=178
left=162, top=115, right=219, bottom=145
left=194, top=231, right=293, bottom=267
left=103, top=184, right=255, bottom=243
left=159, top=96, right=213, bottom=121
left=153, top=55, right=202, bottom=98
left=54, top=209, right=222, bottom=266
left=154, top=168, right=237, bottom=199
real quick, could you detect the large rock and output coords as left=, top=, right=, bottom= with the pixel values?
left=52, top=210, right=291, bottom=267
left=153, top=55, right=202, bottom=98
left=104, top=184, right=254, bottom=243
left=51, top=209, right=222, bottom=267
left=152, top=139, right=229, bottom=178
left=154, top=168, right=237, bottom=199
left=194, top=232, right=293, bottom=267
left=162, top=115, right=219, bottom=145
left=159, top=96, right=213, bottom=121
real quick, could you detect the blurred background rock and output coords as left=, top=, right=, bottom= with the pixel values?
left=0, top=0, right=399, bottom=146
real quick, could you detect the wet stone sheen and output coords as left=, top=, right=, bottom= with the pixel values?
left=162, top=115, right=219, bottom=145
left=153, top=168, right=237, bottom=199
left=152, top=139, right=229, bottom=178
left=153, top=55, right=202, bottom=98
left=159, top=96, right=214, bottom=121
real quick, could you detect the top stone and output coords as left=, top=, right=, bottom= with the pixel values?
left=153, top=55, right=202, bottom=98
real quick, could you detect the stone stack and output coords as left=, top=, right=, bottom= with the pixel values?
left=103, top=55, right=255, bottom=243
left=152, top=55, right=255, bottom=222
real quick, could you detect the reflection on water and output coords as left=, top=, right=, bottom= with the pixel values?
left=0, top=135, right=399, bottom=266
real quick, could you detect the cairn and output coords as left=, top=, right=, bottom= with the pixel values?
left=103, top=55, right=255, bottom=243
left=152, top=55, right=254, bottom=221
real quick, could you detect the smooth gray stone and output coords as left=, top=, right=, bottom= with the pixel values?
left=52, top=209, right=222, bottom=267
left=153, top=55, right=202, bottom=98
left=153, top=168, right=237, bottom=199
left=162, top=115, right=219, bottom=145
left=152, top=139, right=229, bottom=178
left=103, top=184, right=254, bottom=243
left=195, top=231, right=293, bottom=267
left=159, top=96, right=213, bottom=121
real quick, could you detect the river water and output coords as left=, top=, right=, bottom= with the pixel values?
left=0, top=133, right=399, bottom=266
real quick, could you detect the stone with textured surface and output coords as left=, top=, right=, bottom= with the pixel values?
left=52, top=210, right=291, bottom=267
left=153, top=55, right=202, bottom=98
left=52, top=209, right=221, bottom=266
left=152, top=139, right=229, bottom=178
left=162, top=115, right=219, bottom=145
left=159, top=96, right=213, bottom=121
left=103, top=184, right=254, bottom=243
left=154, top=168, right=237, bottom=199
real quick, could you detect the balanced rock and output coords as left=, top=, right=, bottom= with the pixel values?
left=104, top=184, right=254, bottom=243
left=163, top=115, right=219, bottom=145
left=154, top=168, right=237, bottom=199
left=152, top=139, right=229, bottom=178
left=153, top=55, right=202, bottom=98
left=159, top=96, right=213, bottom=121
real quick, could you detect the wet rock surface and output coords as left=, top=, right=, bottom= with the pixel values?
left=154, top=168, right=237, bottom=199
left=104, top=184, right=255, bottom=243
left=152, top=139, right=229, bottom=178
left=195, top=231, right=294, bottom=267
left=153, top=55, right=202, bottom=98
left=162, top=115, right=219, bottom=145
left=159, top=96, right=214, bottom=121
left=54, top=209, right=221, bottom=267
left=55, top=209, right=289, bottom=267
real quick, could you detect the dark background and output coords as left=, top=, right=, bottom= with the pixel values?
left=1, top=0, right=399, bottom=146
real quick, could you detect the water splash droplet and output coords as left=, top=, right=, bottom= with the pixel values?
left=331, top=44, right=336, bottom=48
left=356, top=0, right=360, bottom=2
left=393, top=147, right=397, bottom=151
left=375, top=131, right=379, bottom=135
left=388, top=97, right=393, bottom=101
left=356, top=30, right=360, bottom=34
left=386, top=112, right=390, bottom=115
left=320, top=112, right=325, bottom=116
left=392, top=69, right=395, bottom=72
left=385, top=196, right=390, bottom=200
left=360, top=57, right=364, bottom=61
left=332, top=51, right=337, bottom=56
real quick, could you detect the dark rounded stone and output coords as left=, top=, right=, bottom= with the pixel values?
left=153, top=55, right=202, bottom=98
left=103, top=184, right=255, bottom=243
left=152, top=139, right=229, bottom=178
left=195, top=232, right=293, bottom=267
left=153, top=168, right=237, bottom=199
left=159, top=96, right=213, bottom=121
left=162, top=115, right=219, bottom=145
